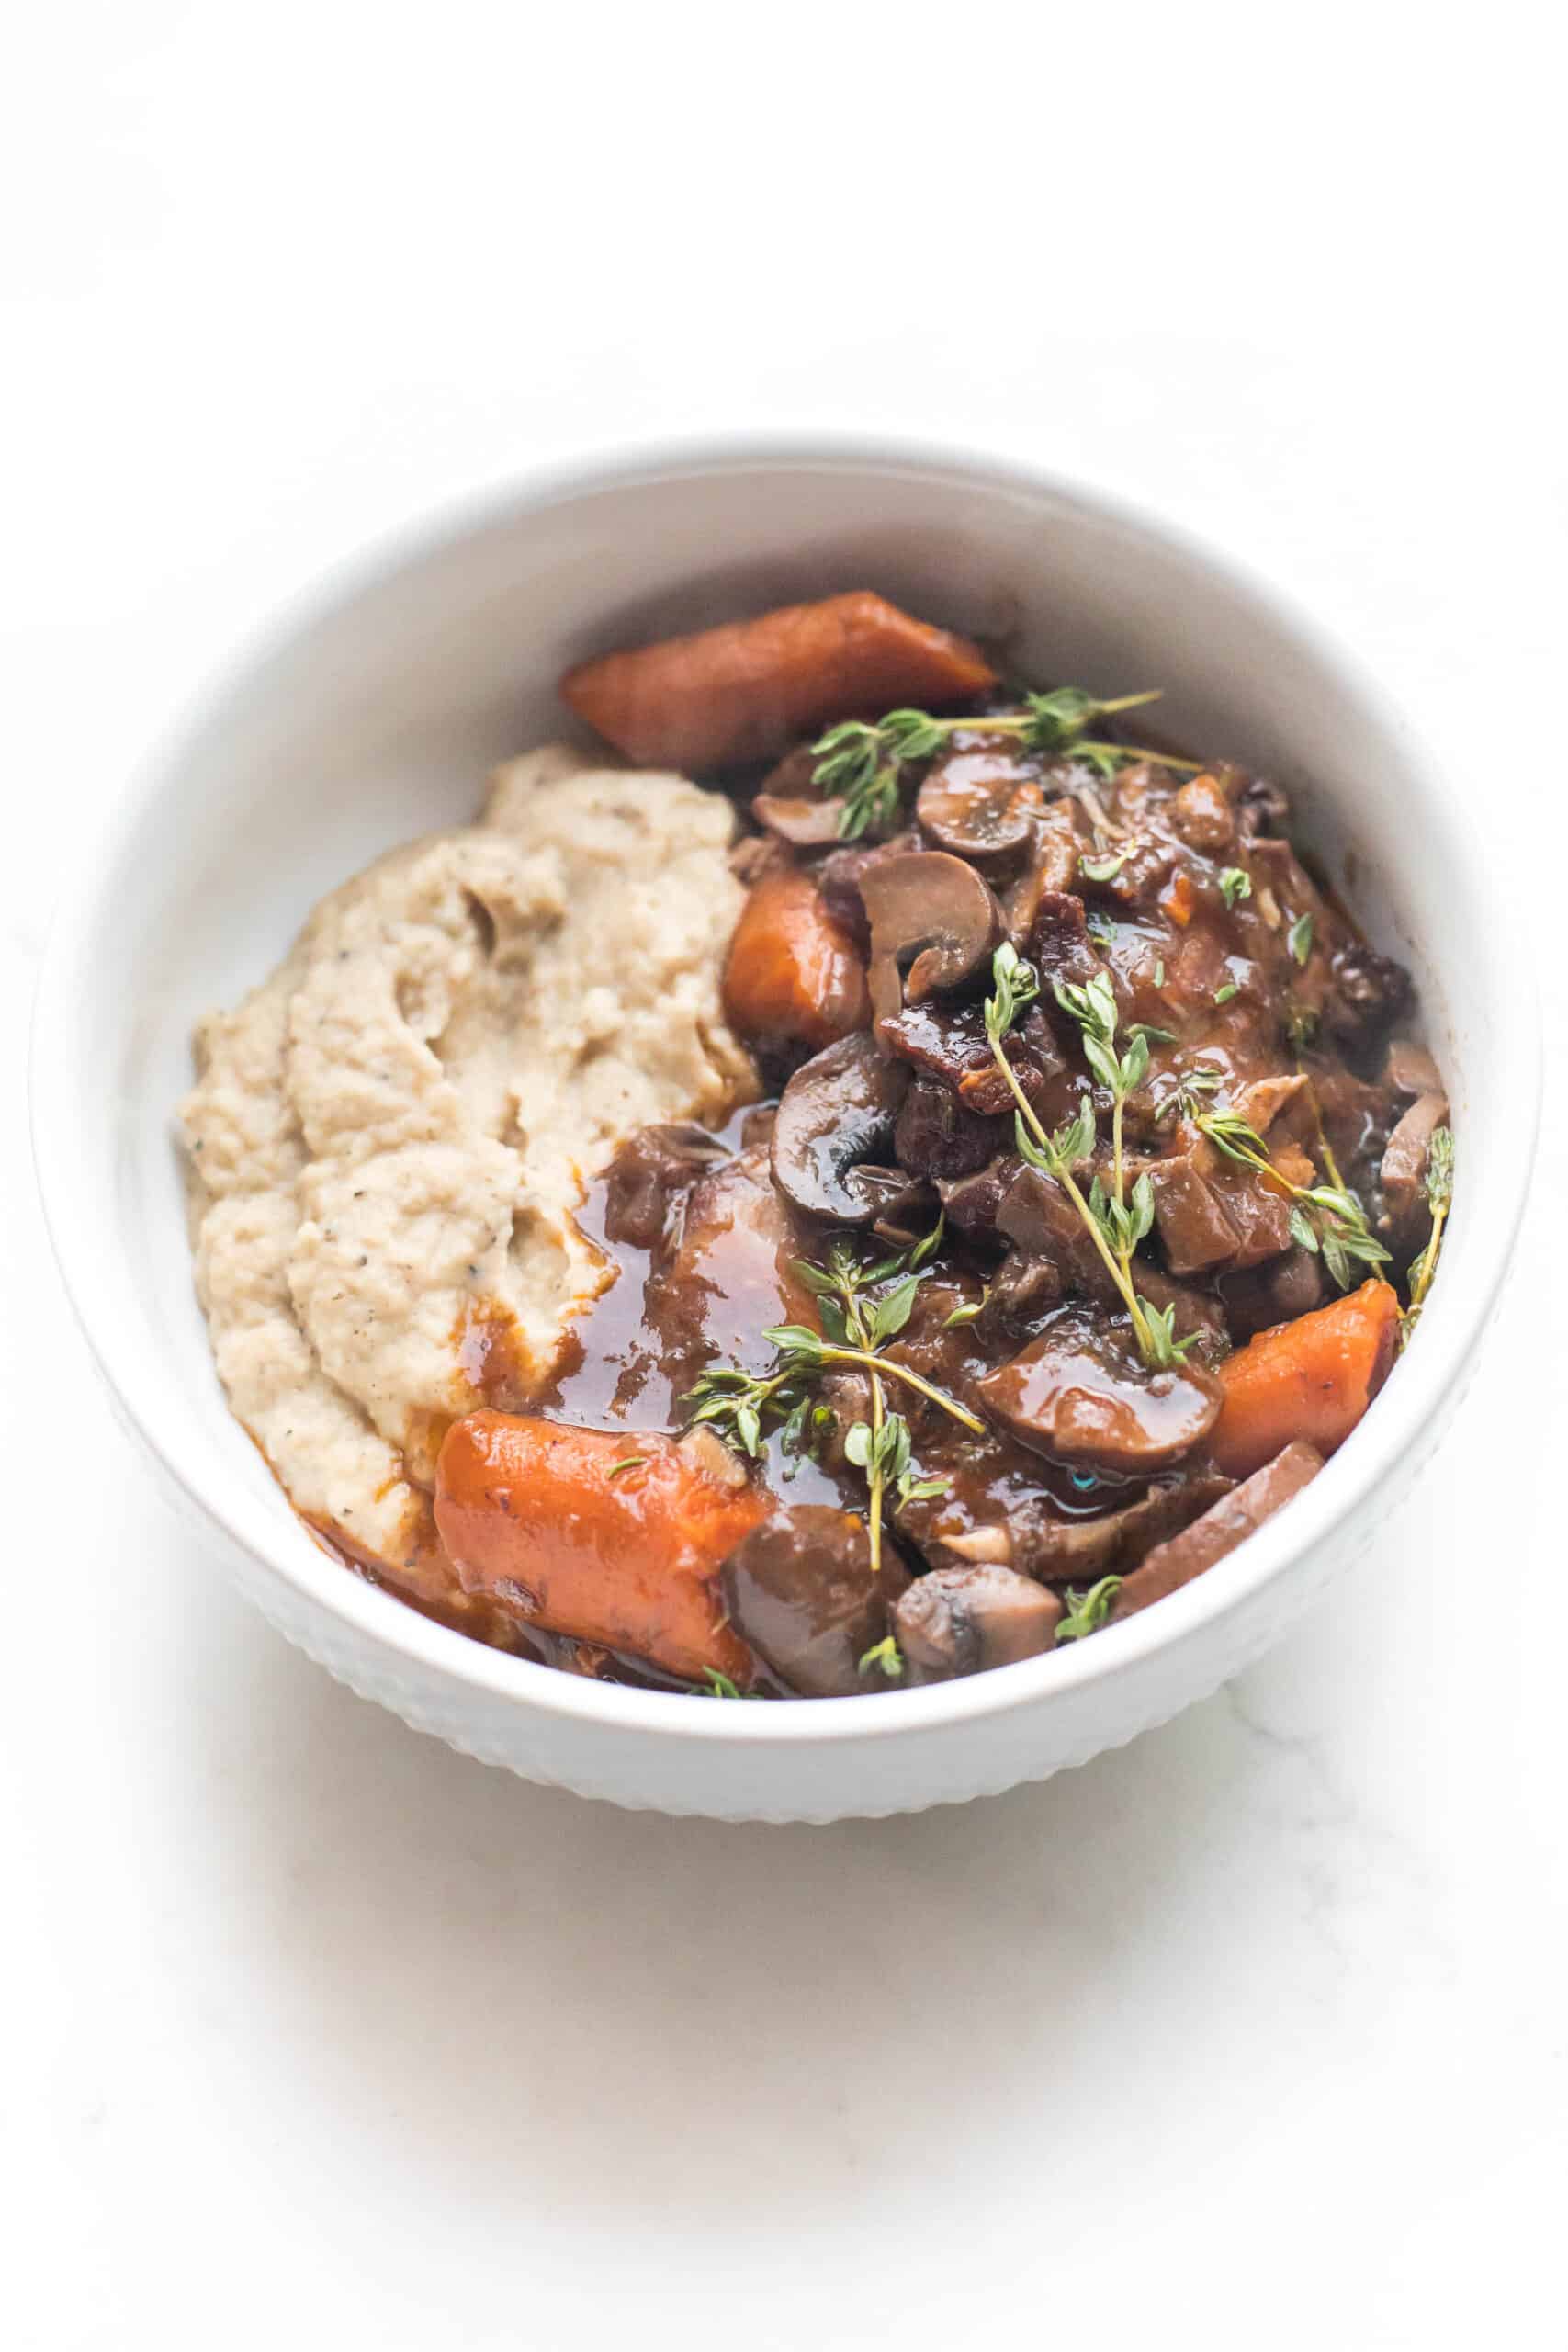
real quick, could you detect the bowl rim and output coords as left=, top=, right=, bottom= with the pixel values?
left=28, top=428, right=1540, bottom=1748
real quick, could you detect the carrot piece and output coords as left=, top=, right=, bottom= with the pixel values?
left=434, top=1412, right=765, bottom=1685
left=722, top=866, right=870, bottom=1053
left=1159, top=869, right=1196, bottom=927
left=561, top=591, right=998, bottom=772
left=1208, top=1279, right=1401, bottom=1479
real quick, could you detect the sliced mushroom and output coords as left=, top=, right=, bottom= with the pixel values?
left=722, top=1504, right=908, bottom=1697
left=770, top=1031, right=910, bottom=1224
left=977, top=1306, right=1223, bottom=1474
left=916, top=752, right=1042, bottom=865
left=751, top=794, right=847, bottom=846
left=1110, top=1442, right=1322, bottom=1620
left=859, top=851, right=1004, bottom=1027
left=894, top=1563, right=1061, bottom=1681
left=1381, top=1088, right=1450, bottom=1233
left=1384, top=1037, right=1444, bottom=1099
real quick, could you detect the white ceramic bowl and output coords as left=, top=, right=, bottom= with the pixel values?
left=30, top=436, right=1537, bottom=1821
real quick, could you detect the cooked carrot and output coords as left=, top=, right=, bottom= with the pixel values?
left=1208, top=1278, right=1401, bottom=1479
left=561, top=591, right=998, bottom=772
left=434, top=1412, right=765, bottom=1685
left=722, top=866, right=870, bottom=1053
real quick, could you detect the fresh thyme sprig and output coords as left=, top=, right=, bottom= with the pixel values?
left=982, top=945, right=1190, bottom=1372
left=684, top=1224, right=976, bottom=1581
left=810, top=686, right=1196, bottom=839
left=1405, top=1124, right=1454, bottom=1324
left=1194, top=1107, right=1391, bottom=1290
left=1159, top=1065, right=1225, bottom=1123
left=859, top=1635, right=904, bottom=1679
left=1055, top=1576, right=1123, bottom=1642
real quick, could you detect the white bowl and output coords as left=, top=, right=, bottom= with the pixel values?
left=29, top=436, right=1537, bottom=1821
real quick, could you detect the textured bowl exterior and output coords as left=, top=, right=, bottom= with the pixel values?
left=30, top=436, right=1537, bottom=1821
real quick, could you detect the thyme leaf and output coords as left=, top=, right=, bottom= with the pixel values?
left=1056, top=1577, right=1124, bottom=1642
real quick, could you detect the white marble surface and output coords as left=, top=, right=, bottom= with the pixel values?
left=5, top=6, right=1565, bottom=2346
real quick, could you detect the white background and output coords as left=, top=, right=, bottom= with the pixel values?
left=5, top=6, right=1566, bottom=2346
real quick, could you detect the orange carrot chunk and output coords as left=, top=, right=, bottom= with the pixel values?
left=1208, top=1278, right=1401, bottom=1480
left=434, top=1412, right=765, bottom=1686
left=722, top=866, right=870, bottom=1054
left=561, top=590, right=998, bottom=772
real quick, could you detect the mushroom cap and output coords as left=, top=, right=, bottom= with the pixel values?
left=894, top=1563, right=1061, bottom=1680
left=916, top=752, right=1043, bottom=865
left=751, top=794, right=847, bottom=846
left=722, top=1504, right=908, bottom=1697
left=769, top=1030, right=910, bottom=1224
left=859, top=850, right=1004, bottom=1028
left=976, top=1306, right=1222, bottom=1474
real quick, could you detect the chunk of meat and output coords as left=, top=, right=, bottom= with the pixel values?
left=1216, top=1246, right=1325, bottom=1342
left=1028, top=889, right=1103, bottom=990
left=894, top=1075, right=1005, bottom=1180
left=561, top=592, right=997, bottom=772
left=434, top=1413, right=765, bottom=1684
left=652, top=1144, right=818, bottom=1389
left=881, top=998, right=1064, bottom=1115
left=1147, top=1155, right=1242, bottom=1274
left=1208, top=1278, right=1401, bottom=1478
left=721, top=866, right=870, bottom=1054
left=1111, top=1442, right=1324, bottom=1618
left=894, top=1564, right=1062, bottom=1681
left=977, top=1306, right=1223, bottom=1473
left=601, top=1123, right=728, bottom=1251
left=1168, top=771, right=1236, bottom=854
left=1380, top=1089, right=1450, bottom=1236
left=722, top=1506, right=908, bottom=1697
left=1324, top=940, right=1412, bottom=1051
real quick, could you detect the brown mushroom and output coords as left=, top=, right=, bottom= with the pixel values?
left=1381, top=1088, right=1450, bottom=1233
left=916, top=754, right=1041, bottom=866
left=722, top=1505, right=908, bottom=1697
left=751, top=795, right=846, bottom=846
left=894, top=1564, right=1062, bottom=1681
left=769, top=1031, right=910, bottom=1224
left=976, top=1306, right=1223, bottom=1474
left=859, top=851, right=1004, bottom=1028
left=1383, top=1038, right=1444, bottom=1099
left=1110, top=1442, right=1323, bottom=1620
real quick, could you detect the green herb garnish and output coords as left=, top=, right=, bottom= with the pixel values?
left=1288, top=911, right=1314, bottom=967
left=858, top=1636, right=905, bottom=1679
left=983, top=946, right=1191, bottom=1373
left=1405, top=1124, right=1454, bottom=1325
left=810, top=686, right=1196, bottom=838
left=1219, top=866, right=1252, bottom=910
left=686, top=1225, right=976, bottom=1582
left=1195, top=1107, right=1391, bottom=1291
left=1056, top=1577, right=1123, bottom=1642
